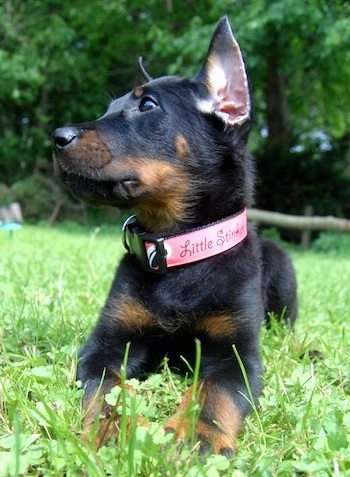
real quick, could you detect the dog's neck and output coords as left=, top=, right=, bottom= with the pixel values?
left=122, top=209, right=247, bottom=274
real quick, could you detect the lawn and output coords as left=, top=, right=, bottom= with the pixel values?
left=1, top=224, right=349, bottom=476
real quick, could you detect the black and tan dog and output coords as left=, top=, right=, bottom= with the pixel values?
left=52, top=17, right=297, bottom=455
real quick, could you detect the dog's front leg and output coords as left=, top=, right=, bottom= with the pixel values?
left=77, top=295, right=157, bottom=448
left=165, top=351, right=262, bottom=456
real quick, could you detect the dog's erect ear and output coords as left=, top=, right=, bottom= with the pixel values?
left=195, top=16, right=250, bottom=126
left=138, top=57, right=153, bottom=82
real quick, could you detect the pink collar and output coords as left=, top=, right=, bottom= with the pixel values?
left=122, top=209, right=247, bottom=273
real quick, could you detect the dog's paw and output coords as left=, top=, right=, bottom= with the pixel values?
left=165, top=416, right=235, bottom=456
left=82, top=401, right=120, bottom=448
left=81, top=380, right=149, bottom=449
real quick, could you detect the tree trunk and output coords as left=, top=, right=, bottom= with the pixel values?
left=265, top=55, right=292, bottom=151
left=34, top=83, right=49, bottom=173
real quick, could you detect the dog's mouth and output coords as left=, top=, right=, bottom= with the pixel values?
left=54, top=157, right=140, bottom=206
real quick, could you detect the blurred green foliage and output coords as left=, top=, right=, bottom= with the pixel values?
left=0, top=0, right=350, bottom=224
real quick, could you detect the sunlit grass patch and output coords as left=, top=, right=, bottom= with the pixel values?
left=1, top=225, right=349, bottom=475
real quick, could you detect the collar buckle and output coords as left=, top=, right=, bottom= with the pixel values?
left=122, top=215, right=168, bottom=274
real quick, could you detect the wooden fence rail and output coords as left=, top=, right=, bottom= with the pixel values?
left=247, top=208, right=350, bottom=233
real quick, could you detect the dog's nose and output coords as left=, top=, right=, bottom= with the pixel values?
left=52, top=126, right=79, bottom=149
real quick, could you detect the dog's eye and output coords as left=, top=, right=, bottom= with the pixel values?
left=139, top=97, right=158, bottom=112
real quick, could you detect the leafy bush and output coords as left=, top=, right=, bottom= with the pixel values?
left=256, top=147, right=350, bottom=220
left=0, top=183, right=12, bottom=206
left=312, top=232, right=350, bottom=256
left=11, top=175, right=60, bottom=223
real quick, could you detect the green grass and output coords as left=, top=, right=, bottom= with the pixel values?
left=1, top=224, right=350, bottom=476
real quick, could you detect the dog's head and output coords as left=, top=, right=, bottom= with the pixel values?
left=52, top=16, right=252, bottom=233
